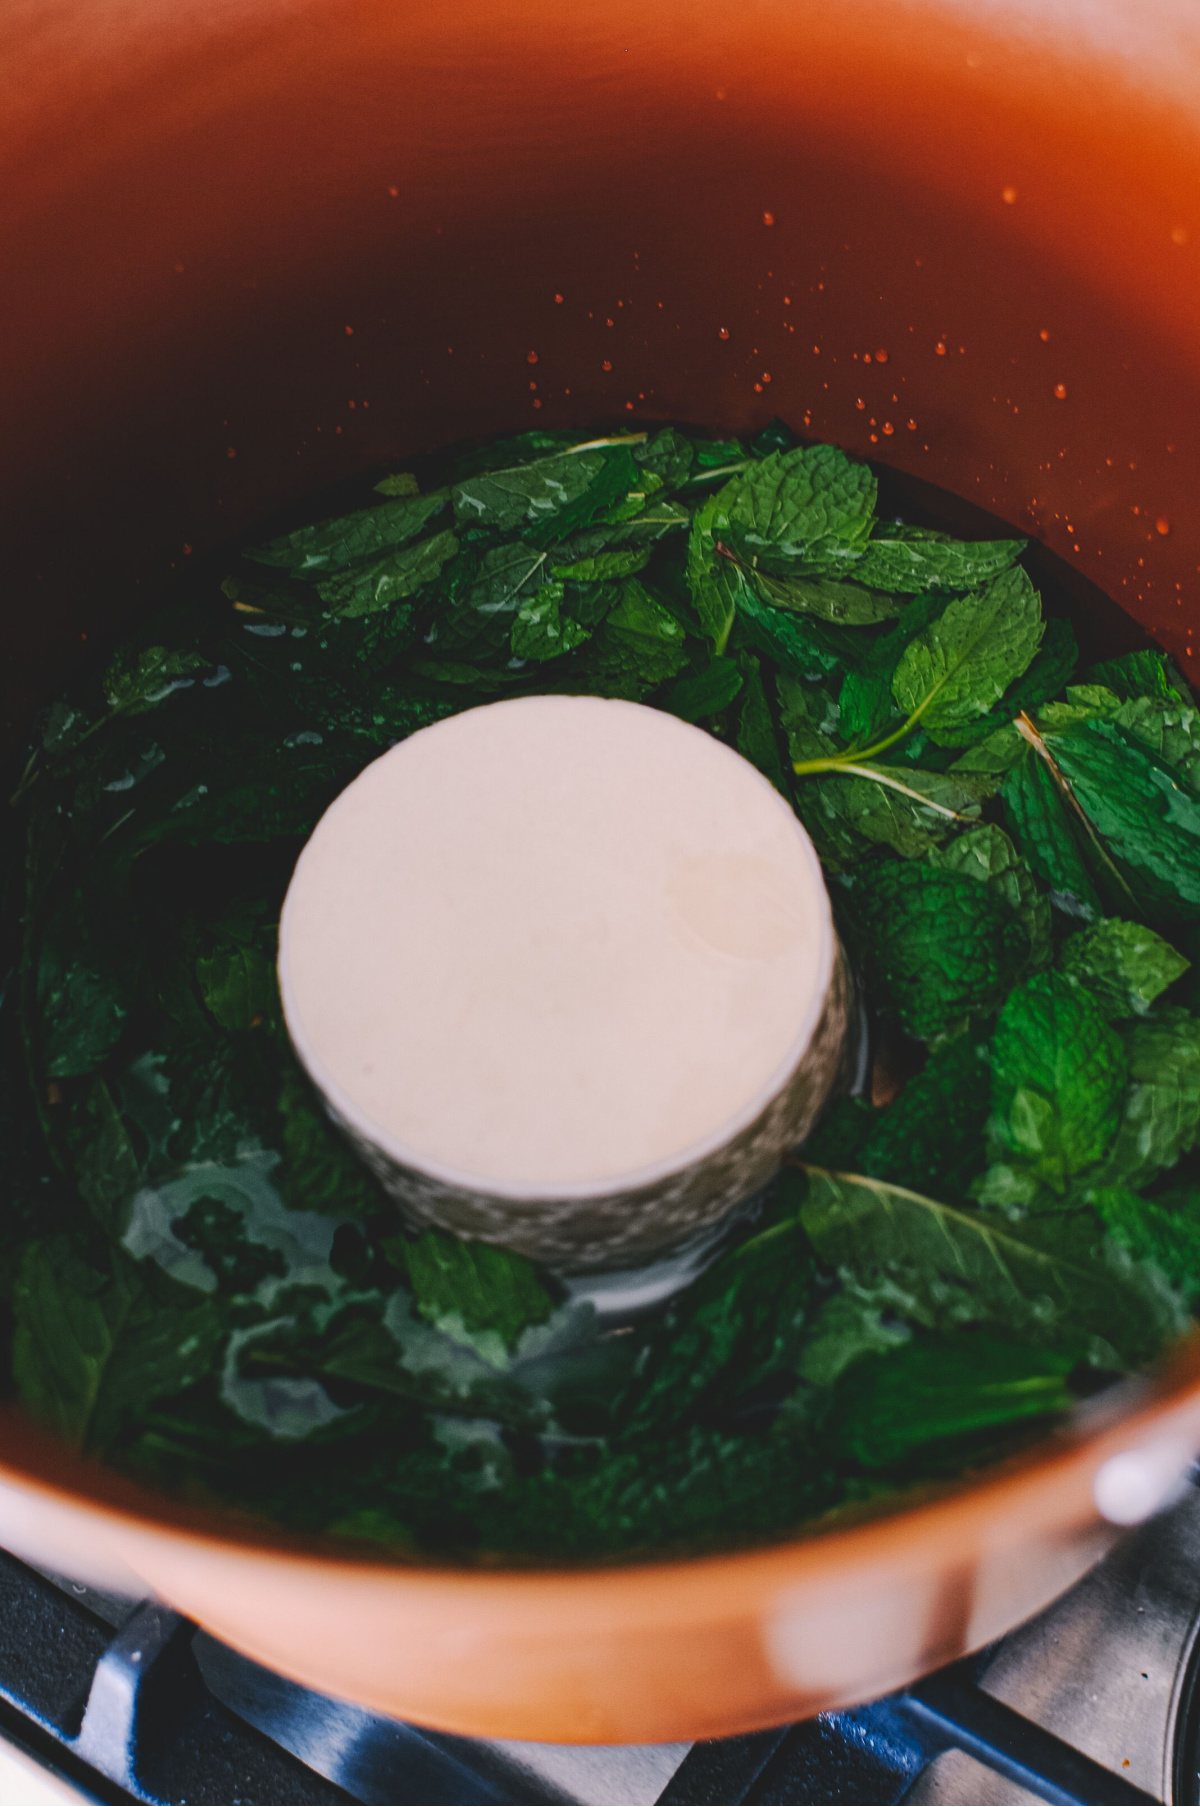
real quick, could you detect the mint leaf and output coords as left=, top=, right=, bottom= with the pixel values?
left=735, top=656, right=788, bottom=793
left=1114, top=694, right=1200, bottom=789
left=1092, top=1009, right=1200, bottom=1189
left=633, top=427, right=695, bottom=489
left=12, top=1237, right=225, bottom=1451
left=196, top=942, right=277, bottom=1032
left=316, top=528, right=458, bottom=618
left=832, top=1334, right=1075, bottom=1468
left=685, top=486, right=742, bottom=649
left=726, top=444, right=877, bottom=574
left=798, top=1166, right=1180, bottom=1365
left=1044, top=721, right=1200, bottom=919
left=852, top=1033, right=993, bottom=1201
left=451, top=447, right=634, bottom=543
left=929, top=822, right=1051, bottom=967
left=550, top=547, right=652, bottom=583
left=733, top=584, right=857, bottom=682
left=947, top=617, right=1079, bottom=749
left=103, top=646, right=207, bottom=715
left=1087, top=648, right=1188, bottom=704
left=800, top=767, right=980, bottom=860
left=37, top=895, right=128, bottom=1078
left=660, top=658, right=743, bottom=722
left=891, top=565, right=1044, bottom=745
left=753, top=570, right=901, bottom=626
left=373, top=471, right=420, bottom=497
left=389, top=1230, right=557, bottom=1358
left=1060, top=919, right=1190, bottom=1019
left=840, top=860, right=1028, bottom=1040
left=1087, top=1186, right=1200, bottom=1298
left=1001, top=749, right=1101, bottom=920
left=989, top=972, right=1126, bottom=1191
left=250, top=491, right=446, bottom=574
left=510, top=583, right=590, bottom=661
left=577, top=579, right=689, bottom=700
left=837, top=593, right=948, bottom=745
left=850, top=526, right=1024, bottom=595
left=432, top=540, right=548, bottom=660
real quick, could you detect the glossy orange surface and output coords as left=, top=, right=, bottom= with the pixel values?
left=4, top=0, right=1200, bottom=1741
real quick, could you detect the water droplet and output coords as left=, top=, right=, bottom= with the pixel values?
left=1002, top=185, right=1018, bottom=205
left=1157, top=516, right=1172, bottom=535
left=226, top=446, right=236, bottom=459
left=718, top=327, right=730, bottom=340
left=344, top=325, right=355, bottom=337
left=1054, top=382, right=1068, bottom=400
left=882, top=421, right=895, bottom=435
left=869, top=432, right=879, bottom=443
left=602, top=360, right=612, bottom=372
left=936, top=340, right=947, bottom=356
left=1039, top=328, right=1050, bottom=342
left=762, top=211, right=775, bottom=226
left=554, top=293, right=564, bottom=304
left=526, top=350, right=539, bottom=365
left=387, top=184, right=399, bottom=197
left=863, top=352, right=873, bottom=364
left=715, top=87, right=727, bottom=100
left=855, top=398, right=866, bottom=410
left=532, top=398, right=542, bottom=410
left=753, top=382, right=763, bottom=393
left=1172, top=225, right=1189, bottom=246
left=761, top=371, right=772, bottom=384
left=783, top=295, right=792, bottom=305
left=529, top=382, right=537, bottom=392
left=625, top=401, right=635, bottom=411
left=605, top=317, right=614, bottom=328
left=875, top=348, right=889, bottom=363
left=906, top=418, right=917, bottom=430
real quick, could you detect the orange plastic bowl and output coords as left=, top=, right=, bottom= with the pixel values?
left=4, top=0, right=1200, bottom=1744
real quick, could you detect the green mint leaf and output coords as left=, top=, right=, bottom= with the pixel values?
left=850, top=1033, right=993, bottom=1202
left=929, top=822, right=1051, bottom=967
left=196, top=942, right=278, bottom=1032
left=949, top=724, right=1025, bottom=782
left=451, top=447, right=635, bottom=543
left=373, top=471, right=420, bottom=496
left=316, top=528, right=458, bottom=619
left=510, top=583, right=591, bottom=661
left=389, top=1230, right=557, bottom=1358
left=726, top=443, right=877, bottom=575
left=891, top=565, right=1044, bottom=746
left=12, top=1236, right=225, bottom=1452
left=850, top=525, right=1024, bottom=595
left=733, top=584, right=858, bottom=683
left=947, top=617, right=1080, bottom=749
left=796, top=1292, right=911, bottom=1387
left=1044, top=721, right=1200, bottom=920
left=1087, top=1185, right=1200, bottom=1298
left=988, top=971, right=1127, bottom=1191
left=734, top=655, right=788, bottom=793
left=250, top=491, right=446, bottom=575
left=685, top=486, right=742, bottom=649
left=103, top=646, right=208, bottom=715
left=60, top=1078, right=141, bottom=1238
left=840, top=860, right=1029, bottom=1041
left=549, top=547, right=652, bottom=583
left=633, top=427, right=695, bottom=488
left=753, top=570, right=902, bottom=626
left=831, top=1333, right=1075, bottom=1468
left=1114, top=693, right=1200, bottom=789
left=431, top=540, right=548, bottom=660
left=36, top=896, right=128, bottom=1078
left=799, top=767, right=980, bottom=860
left=1087, top=648, right=1188, bottom=704
left=1060, top=919, right=1190, bottom=1019
left=579, top=579, right=689, bottom=700
left=1000, top=749, right=1102, bottom=920
left=1037, top=682, right=1122, bottom=733
left=1091, top=1009, right=1200, bottom=1190
left=798, top=1165, right=1181, bottom=1365
left=660, top=658, right=744, bottom=722
left=451, top=431, right=577, bottom=481
left=626, top=1187, right=815, bottom=1431
left=837, top=592, right=948, bottom=745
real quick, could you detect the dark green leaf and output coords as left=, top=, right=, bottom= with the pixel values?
left=1087, top=1186, right=1200, bottom=1298
left=1087, top=648, right=1188, bottom=704
left=451, top=447, right=634, bottom=543
left=103, top=647, right=208, bottom=716
left=726, top=444, right=877, bottom=574
left=1092, top=1010, right=1200, bottom=1190
left=929, top=823, right=1051, bottom=966
left=577, top=579, right=689, bottom=700
left=840, top=861, right=1029, bottom=1041
left=850, top=526, right=1024, bottom=595
left=660, top=658, right=744, bottom=722
left=633, top=427, right=695, bottom=489
left=249, top=492, right=446, bottom=575
left=388, top=1230, right=557, bottom=1358
left=1001, top=750, right=1102, bottom=920
left=753, top=571, right=901, bottom=627
left=891, top=566, right=1044, bottom=745
left=315, top=529, right=458, bottom=618
left=735, top=656, right=788, bottom=793
left=432, top=541, right=549, bottom=661
left=1060, top=919, right=1190, bottom=1019
left=988, top=972, right=1126, bottom=1192
left=510, top=583, right=591, bottom=661
left=852, top=1034, right=993, bottom=1201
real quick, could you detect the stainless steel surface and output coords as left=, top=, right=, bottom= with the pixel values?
left=910, top=1485, right=1200, bottom=1803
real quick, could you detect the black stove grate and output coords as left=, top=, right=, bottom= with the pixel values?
left=0, top=1543, right=1163, bottom=1805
